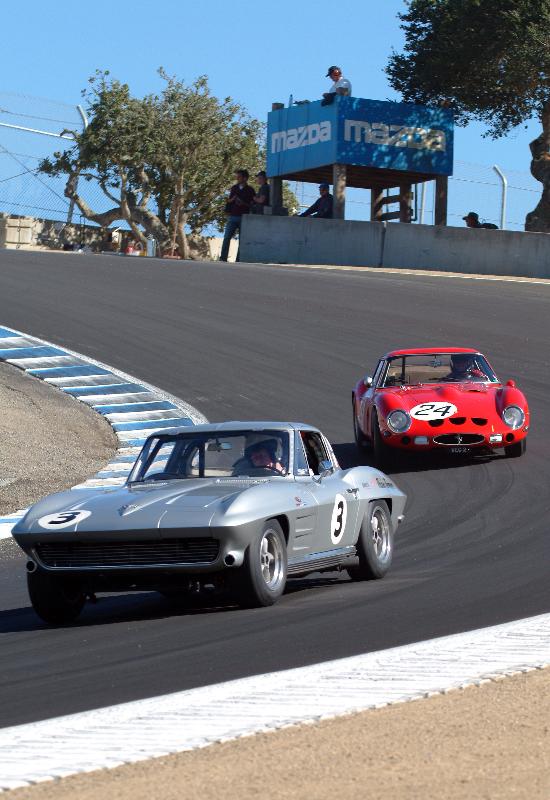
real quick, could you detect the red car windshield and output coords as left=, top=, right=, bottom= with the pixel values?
left=381, top=354, right=498, bottom=387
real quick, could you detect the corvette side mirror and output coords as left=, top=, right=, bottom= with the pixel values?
left=363, top=375, right=373, bottom=388
left=506, top=379, right=516, bottom=388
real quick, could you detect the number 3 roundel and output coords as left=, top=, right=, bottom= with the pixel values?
left=38, top=510, right=91, bottom=529
left=410, top=402, right=457, bottom=421
left=330, top=494, right=348, bottom=544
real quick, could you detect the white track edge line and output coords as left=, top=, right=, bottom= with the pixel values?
left=1, top=611, right=549, bottom=790
left=256, top=261, right=550, bottom=284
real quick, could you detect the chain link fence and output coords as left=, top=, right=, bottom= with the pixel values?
left=0, top=92, right=119, bottom=241
left=288, top=159, right=539, bottom=231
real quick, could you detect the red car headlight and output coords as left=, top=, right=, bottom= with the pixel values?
left=502, top=405, right=525, bottom=430
left=387, top=410, right=412, bottom=433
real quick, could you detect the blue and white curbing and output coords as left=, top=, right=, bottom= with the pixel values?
left=0, top=324, right=206, bottom=539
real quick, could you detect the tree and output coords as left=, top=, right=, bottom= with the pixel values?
left=40, top=71, right=265, bottom=257
left=386, top=0, right=550, bottom=231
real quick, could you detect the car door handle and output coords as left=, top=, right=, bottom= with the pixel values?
left=347, top=487, right=359, bottom=495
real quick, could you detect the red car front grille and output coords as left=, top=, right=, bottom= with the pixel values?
left=433, top=433, right=485, bottom=446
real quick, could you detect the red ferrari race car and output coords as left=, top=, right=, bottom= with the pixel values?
left=352, top=348, right=529, bottom=467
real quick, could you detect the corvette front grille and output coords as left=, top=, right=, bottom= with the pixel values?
left=433, top=433, right=485, bottom=446
left=36, top=538, right=220, bottom=568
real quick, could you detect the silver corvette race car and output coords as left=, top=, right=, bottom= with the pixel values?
left=12, top=421, right=406, bottom=623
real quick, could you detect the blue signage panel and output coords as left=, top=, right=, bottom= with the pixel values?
left=267, top=97, right=454, bottom=178
left=266, top=103, right=338, bottom=177
left=336, top=97, right=453, bottom=176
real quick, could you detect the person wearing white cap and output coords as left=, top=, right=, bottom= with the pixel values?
left=322, top=66, right=352, bottom=105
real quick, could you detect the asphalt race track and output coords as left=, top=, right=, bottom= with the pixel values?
left=0, top=250, right=549, bottom=728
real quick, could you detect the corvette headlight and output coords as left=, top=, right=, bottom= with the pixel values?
left=502, top=405, right=525, bottom=430
left=387, top=409, right=411, bottom=433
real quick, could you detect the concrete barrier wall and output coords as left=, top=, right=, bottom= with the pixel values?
left=240, top=215, right=384, bottom=268
left=382, top=223, right=550, bottom=278
left=240, top=215, right=550, bottom=279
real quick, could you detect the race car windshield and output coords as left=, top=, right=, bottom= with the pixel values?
left=382, top=354, right=498, bottom=387
left=128, top=430, right=290, bottom=483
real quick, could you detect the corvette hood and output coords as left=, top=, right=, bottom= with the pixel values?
left=13, top=479, right=268, bottom=535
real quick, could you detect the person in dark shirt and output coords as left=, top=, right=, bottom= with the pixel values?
left=220, top=169, right=256, bottom=262
left=462, top=211, right=498, bottom=230
left=300, top=183, right=334, bottom=218
left=251, top=170, right=270, bottom=214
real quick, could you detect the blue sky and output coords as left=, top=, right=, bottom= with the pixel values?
left=0, top=0, right=542, bottom=229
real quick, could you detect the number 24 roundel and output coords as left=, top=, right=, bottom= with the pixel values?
left=410, top=402, right=457, bottom=421
left=330, top=494, right=348, bottom=544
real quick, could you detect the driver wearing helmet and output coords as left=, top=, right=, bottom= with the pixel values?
left=246, top=441, right=285, bottom=473
left=446, top=354, right=486, bottom=381
left=232, top=439, right=286, bottom=476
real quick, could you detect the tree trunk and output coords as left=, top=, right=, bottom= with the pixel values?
left=177, top=213, right=190, bottom=260
left=525, top=103, right=550, bottom=232
left=65, top=170, right=173, bottom=254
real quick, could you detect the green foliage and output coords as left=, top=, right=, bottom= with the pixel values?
left=386, top=0, right=550, bottom=138
left=283, top=182, right=300, bottom=215
left=40, top=70, right=270, bottom=255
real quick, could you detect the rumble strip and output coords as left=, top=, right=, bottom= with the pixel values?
left=0, top=324, right=206, bottom=539
left=1, top=612, right=549, bottom=790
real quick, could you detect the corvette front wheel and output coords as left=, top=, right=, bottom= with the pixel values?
left=237, top=520, right=287, bottom=608
left=27, top=570, right=85, bottom=624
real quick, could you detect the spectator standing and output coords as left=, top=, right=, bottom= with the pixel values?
left=462, top=211, right=498, bottom=230
left=251, top=171, right=270, bottom=214
left=300, top=183, right=334, bottom=219
left=322, top=66, right=352, bottom=105
left=220, top=169, right=255, bottom=262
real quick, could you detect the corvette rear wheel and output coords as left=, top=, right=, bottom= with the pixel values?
left=352, top=396, right=369, bottom=449
left=27, top=570, right=86, bottom=624
left=237, top=519, right=287, bottom=608
left=504, top=438, right=527, bottom=458
left=348, top=501, right=394, bottom=581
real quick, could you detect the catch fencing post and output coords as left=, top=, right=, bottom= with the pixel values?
left=493, top=164, right=508, bottom=230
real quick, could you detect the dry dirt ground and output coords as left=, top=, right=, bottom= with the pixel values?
left=0, top=361, right=116, bottom=515
left=8, top=667, right=550, bottom=800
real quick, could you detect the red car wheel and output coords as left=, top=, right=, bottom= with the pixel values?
left=352, top=396, right=369, bottom=449
left=372, top=413, right=395, bottom=470
left=504, top=438, right=526, bottom=458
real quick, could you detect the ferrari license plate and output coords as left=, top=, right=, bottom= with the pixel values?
left=450, top=446, right=470, bottom=454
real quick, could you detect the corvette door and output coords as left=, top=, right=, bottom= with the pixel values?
left=298, top=431, right=360, bottom=552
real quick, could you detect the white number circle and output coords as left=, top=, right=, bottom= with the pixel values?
left=410, top=402, right=457, bottom=421
left=38, top=510, right=91, bottom=529
left=330, top=494, right=348, bottom=544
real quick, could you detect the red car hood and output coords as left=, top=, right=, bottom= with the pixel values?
left=382, top=383, right=492, bottom=413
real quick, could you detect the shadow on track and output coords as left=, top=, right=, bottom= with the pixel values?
left=1, top=575, right=352, bottom=632
left=333, top=441, right=497, bottom=475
